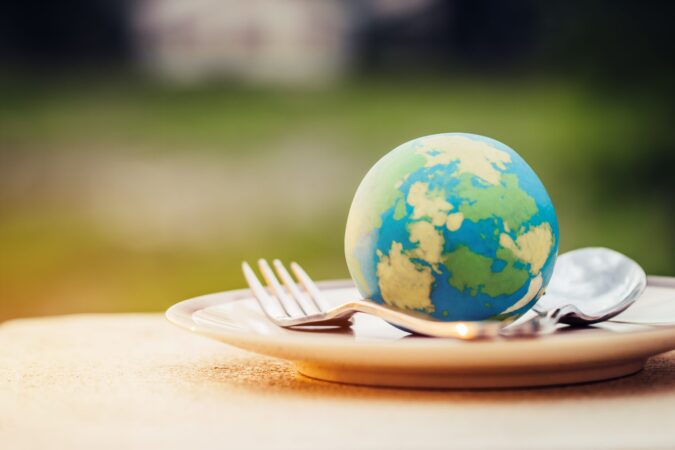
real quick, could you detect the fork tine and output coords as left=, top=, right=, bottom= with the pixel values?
left=289, top=262, right=332, bottom=312
left=258, top=259, right=304, bottom=318
left=242, top=262, right=287, bottom=319
left=272, top=259, right=321, bottom=315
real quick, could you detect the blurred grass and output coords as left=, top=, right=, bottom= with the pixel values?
left=1, top=73, right=672, bottom=321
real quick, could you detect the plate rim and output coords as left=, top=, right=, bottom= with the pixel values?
left=166, top=276, right=675, bottom=358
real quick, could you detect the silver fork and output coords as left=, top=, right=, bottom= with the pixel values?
left=242, top=259, right=549, bottom=339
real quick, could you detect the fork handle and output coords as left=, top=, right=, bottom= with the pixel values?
left=330, top=300, right=503, bottom=339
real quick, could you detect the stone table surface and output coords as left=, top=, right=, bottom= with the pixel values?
left=1, top=313, right=674, bottom=450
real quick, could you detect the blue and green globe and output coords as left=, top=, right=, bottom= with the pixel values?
left=345, top=133, right=559, bottom=323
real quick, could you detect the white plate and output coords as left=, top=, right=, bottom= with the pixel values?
left=166, top=276, right=675, bottom=389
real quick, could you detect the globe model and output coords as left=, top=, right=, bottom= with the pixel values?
left=345, top=133, right=559, bottom=323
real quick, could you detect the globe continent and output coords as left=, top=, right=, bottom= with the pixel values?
left=344, top=133, right=559, bottom=322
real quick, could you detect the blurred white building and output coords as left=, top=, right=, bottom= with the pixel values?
left=132, top=0, right=354, bottom=85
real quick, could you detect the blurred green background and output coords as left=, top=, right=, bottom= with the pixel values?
left=1, top=1, right=674, bottom=321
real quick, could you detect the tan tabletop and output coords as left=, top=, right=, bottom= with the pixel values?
left=1, top=314, right=674, bottom=450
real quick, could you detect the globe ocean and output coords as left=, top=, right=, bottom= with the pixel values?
left=344, top=133, right=559, bottom=322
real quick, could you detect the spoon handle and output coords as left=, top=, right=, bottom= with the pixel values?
left=499, top=309, right=564, bottom=338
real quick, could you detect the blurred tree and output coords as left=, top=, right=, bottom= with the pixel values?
left=0, top=0, right=131, bottom=65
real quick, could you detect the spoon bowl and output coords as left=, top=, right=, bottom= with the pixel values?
left=533, top=247, right=647, bottom=325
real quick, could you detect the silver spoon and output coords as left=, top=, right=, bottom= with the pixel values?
left=502, top=247, right=647, bottom=336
